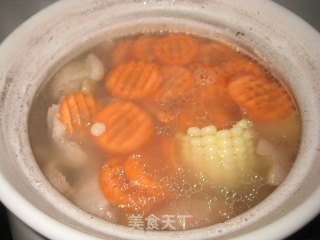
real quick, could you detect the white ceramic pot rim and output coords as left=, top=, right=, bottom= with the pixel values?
left=1, top=1, right=320, bottom=240
left=2, top=172, right=320, bottom=240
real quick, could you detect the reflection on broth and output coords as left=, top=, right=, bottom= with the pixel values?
left=29, top=32, right=301, bottom=230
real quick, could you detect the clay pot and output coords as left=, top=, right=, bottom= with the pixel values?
left=0, top=1, right=320, bottom=239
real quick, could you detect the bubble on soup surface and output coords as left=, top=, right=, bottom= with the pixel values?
left=155, top=123, right=174, bottom=136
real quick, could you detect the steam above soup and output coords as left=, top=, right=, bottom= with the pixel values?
left=29, top=32, right=301, bottom=230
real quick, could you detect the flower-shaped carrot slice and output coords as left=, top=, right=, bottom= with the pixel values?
left=92, top=101, right=154, bottom=153
left=152, top=66, right=194, bottom=102
left=99, top=157, right=157, bottom=213
left=124, top=155, right=166, bottom=196
left=106, top=60, right=163, bottom=100
left=112, top=39, right=133, bottom=65
left=153, top=34, right=198, bottom=65
left=228, top=75, right=294, bottom=122
left=131, top=35, right=157, bottom=62
left=59, top=91, right=99, bottom=134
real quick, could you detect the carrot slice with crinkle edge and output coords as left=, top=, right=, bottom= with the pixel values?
left=124, top=155, right=166, bottom=196
left=99, top=157, right=161, bottom=213
left=59, top=91, right=99, bottom=134
left=106, top=60, right=163, bottom=100
left=199, top=84, right=243, bottom=129
left=153, top=34, right=199, bottom=65
left=218, top=57, right=266, bottom=83
left=152, top=66, right=194, bottom=103
left=190, top=62, right=227, bottom=87
left=228, top=75, right=294, bottom=122
left=198, top=41, right=238, bottom=66
left=131, top=35, right=157, bottom=62
left=111, top=39, right=133, bottom=65
left=92, top=101, right=154, bottom=153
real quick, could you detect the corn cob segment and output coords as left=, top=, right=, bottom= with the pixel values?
left=177, top=119, right=259, bottom=188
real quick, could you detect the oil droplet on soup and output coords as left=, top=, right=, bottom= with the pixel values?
left=28, top=32, right=301, bottom=230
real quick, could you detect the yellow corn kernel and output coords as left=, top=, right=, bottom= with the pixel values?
left=200, top=125, right=217, bottom=136
left=187, top=127, right=201, bottom=137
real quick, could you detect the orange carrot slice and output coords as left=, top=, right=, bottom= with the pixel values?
left=124, top=155, right=166, bottom=196
left=209, top=105, right=241, bottom=130
left=153, top=34, right=198, bottom=65
left=228, top=75, right=294, bottom=122
left=59, top=91, right=99, bottom=134
left=106, top=60, right=163, bottom=100
left=176, top=109, right=198, bottom=131
left=152, top=66, right=194, bottom=102
left=155, top=109, right=175, bottom=124
left=112, top=39, right=133, bottom=65
left=198, top=41, right=237, bottom=66
left=131, top=35, right=156, bottom=62
left=199, top=84, right=242, bottom=129
left=191, top=62, right=226, bottom=87
left=144, top=101, right=176, bottom=124
left=99, top=157, right=157, bottom=213
left=218, top=57, right=266, bottom=83
left=92, top=101, right=154, bottom=153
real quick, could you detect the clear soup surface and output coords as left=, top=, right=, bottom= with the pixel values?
left=29, top=32, right=301, bottom=230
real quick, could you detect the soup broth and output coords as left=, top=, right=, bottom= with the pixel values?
left=29, top=32, right=301, bottom=230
